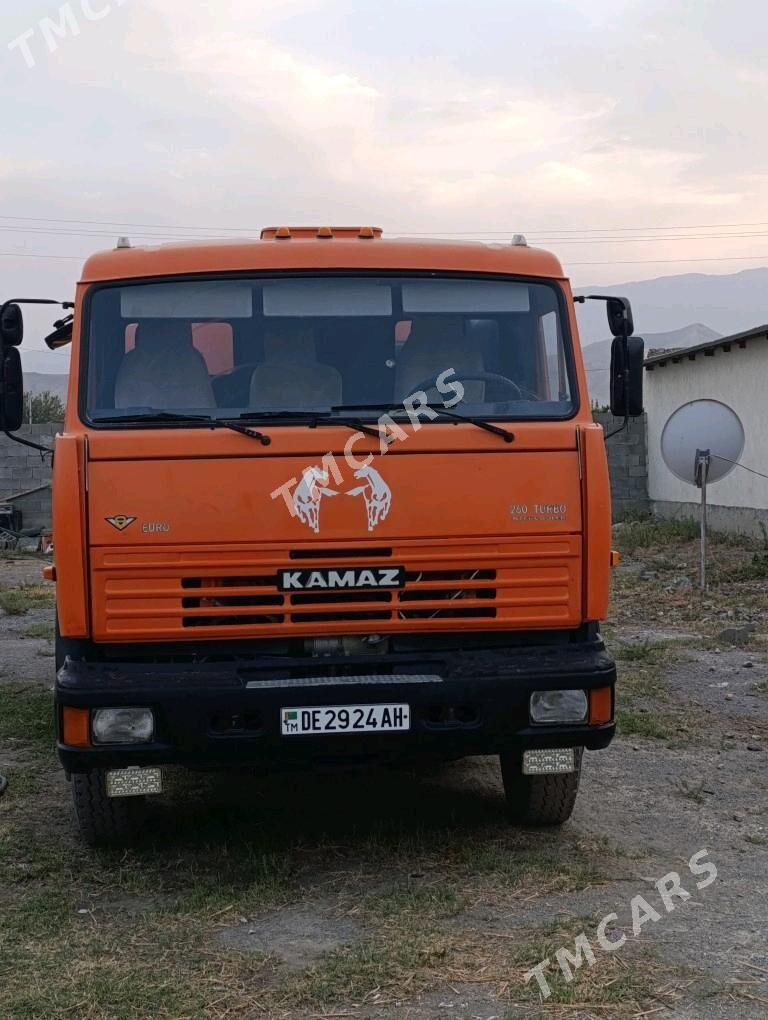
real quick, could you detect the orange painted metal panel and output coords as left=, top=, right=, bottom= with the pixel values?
left=87, top=450, right=582, bottom=547
left=53, top=434, right=90, bottom=637
left=79, top=238, right=566, bottom=285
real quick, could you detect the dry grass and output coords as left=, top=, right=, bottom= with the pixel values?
left=0, top=583, right=56, bottom=617
left=23, top=619, right=56, bottom=640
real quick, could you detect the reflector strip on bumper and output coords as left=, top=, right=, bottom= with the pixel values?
left=106, top=767, right=163, bottom=798
left=523, top=748, right=575, bottom=775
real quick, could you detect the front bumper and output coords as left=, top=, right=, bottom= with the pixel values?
left=55, top=639, right=616, bottom=773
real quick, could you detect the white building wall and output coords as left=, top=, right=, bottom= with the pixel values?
left=645, top=339, right=768, bottom=532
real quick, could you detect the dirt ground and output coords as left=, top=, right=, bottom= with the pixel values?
left=1, top=522, right=767, bottom=1020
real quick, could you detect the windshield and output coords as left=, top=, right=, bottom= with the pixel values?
left=83, top=275, right=575, bottom=423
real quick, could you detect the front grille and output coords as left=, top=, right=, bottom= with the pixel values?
left=177, top=568, right=497, bottom=626
left=94, top=537, right=581, bottom=640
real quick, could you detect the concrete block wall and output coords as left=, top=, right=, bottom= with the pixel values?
left=593, top=412, right=649, bottom=519
left=0, top=425, right=57, bottom=533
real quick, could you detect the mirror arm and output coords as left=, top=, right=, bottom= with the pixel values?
left=1, top=298, right=73, bottom=309
left=604, top=413, right=629, bottom=441
left=2, top=429, right=54, bottom=459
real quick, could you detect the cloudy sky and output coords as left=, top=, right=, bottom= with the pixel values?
left=2, top=0, right=768, bottom=368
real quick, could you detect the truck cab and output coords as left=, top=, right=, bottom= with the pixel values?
left=0, top=226, right=643, bottom=845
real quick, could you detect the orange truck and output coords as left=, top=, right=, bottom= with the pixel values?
left=0, top=227, right=644, bottom=845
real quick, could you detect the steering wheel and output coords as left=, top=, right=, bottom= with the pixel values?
left=408, top=371, right=523, bottom=402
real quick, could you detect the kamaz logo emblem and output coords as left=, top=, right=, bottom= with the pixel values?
left=278, top=567, right=406, bottom=591
left=105, top=515, right=137, bottom=532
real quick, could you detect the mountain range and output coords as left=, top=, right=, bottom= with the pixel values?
left=573, top=266, right=768, bottom=342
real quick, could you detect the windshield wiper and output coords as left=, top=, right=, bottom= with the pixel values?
left=237, top=410, right=382, bottom=441
left=333, top=404, right=515, bottom=443
left=93, top=411, right=271, bottom=445
left=426, top=406, right=515, bottom=442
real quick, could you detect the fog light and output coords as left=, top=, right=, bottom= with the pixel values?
left=530, top=689, right=588, bottom=725
left=523, top=748, right=575, bottom=775
left=92, top=708, right=154, bottom=745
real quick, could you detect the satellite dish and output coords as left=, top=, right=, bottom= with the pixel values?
left=661, top=399, right=744, bottom=486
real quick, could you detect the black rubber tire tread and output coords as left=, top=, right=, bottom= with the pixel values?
left=71, top=770, right=146, bottom=847
left=500, top=748, right=583, bottom=826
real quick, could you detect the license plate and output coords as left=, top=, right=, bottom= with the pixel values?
left=281, top=704, right=410, bottom=736
left=106, top=767, right=163, bottom=798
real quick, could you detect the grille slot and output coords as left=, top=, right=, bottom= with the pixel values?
left=406, top=569, right=496, bottom=582
left=182, top=575, right=274, bottom=588
left=182, top=595, right=284, bottom=608
left=399, top=607, right=496, bottom=620
left=290, top=547, right=393, bottom=560
left=290, top=591, right=393, bottom=606
left=291, top=609, right=392, bottom=623
left=183, top=612, right=286, bottom=628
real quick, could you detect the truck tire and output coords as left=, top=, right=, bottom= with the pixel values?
left=71, top=771, right=146, bottom=847
left=500, top=748, right=583, bottom=826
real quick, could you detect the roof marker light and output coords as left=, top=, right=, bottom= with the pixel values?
left=358, top=226, right=376, bottom=239
left=116, top=236, right=132, bottom=249
left=511, top=234, right=528, bottom=247
left=316, top=226, right=334, bottom=239
left=274, top=226, right=292, bottom=240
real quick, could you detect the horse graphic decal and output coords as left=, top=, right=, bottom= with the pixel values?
left=290, top=465, right=392, bottom=533
left=292, top=466, right=338, bottom=534
left=346, top=466, right=392, bottom=531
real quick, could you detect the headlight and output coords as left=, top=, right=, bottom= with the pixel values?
left=530, top=689, right=588, bottom=725
left=92, top=708, right=154, bottom=745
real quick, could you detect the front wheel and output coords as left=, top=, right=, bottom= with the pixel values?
left=500, top=748, right=583, bottom=826
left=71, top=770, right=146, bottom=847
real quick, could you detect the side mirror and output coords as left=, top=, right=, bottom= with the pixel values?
left=0, top=303, right=24, bottom=346
left=610, top=335, right=644, bottom=417
left=578, top=293, right=635, bottom=336
left=45, top=314, right=74, bottom=350
left=605, top=296, right=634, bottom=338
left=0, top=346, right=25, bottom=431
